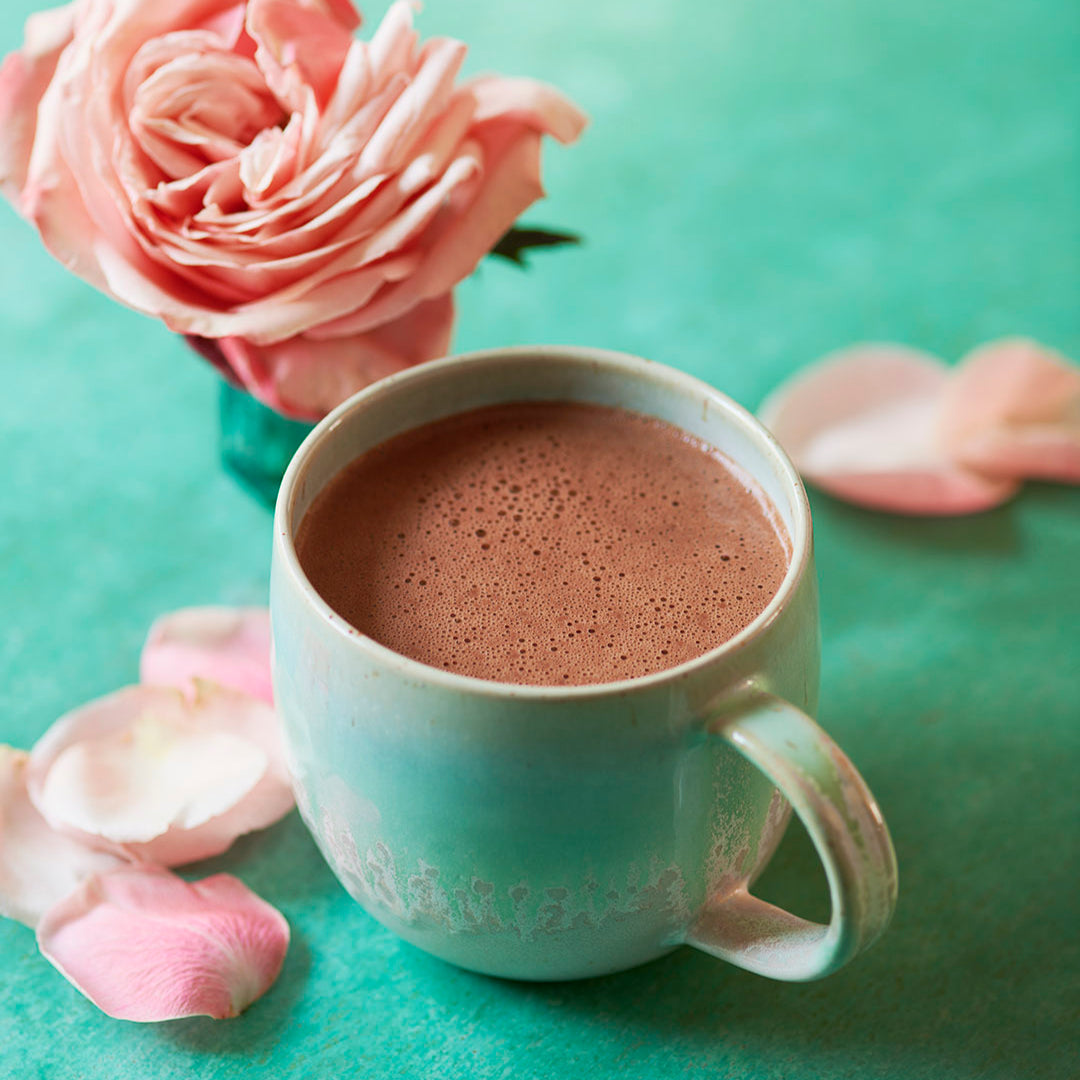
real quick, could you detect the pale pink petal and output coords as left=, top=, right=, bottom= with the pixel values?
left=354, top=37, right=467, bottom=178
left=27, top=684, right=294, bottom=867
left=197, top=3, right=251, bottom=51
left=231, top=145, right=482, bottom=304
left=396, top=88, right=478, bottom=195
left=38, top=866, right=289, bottom=1021
left=317, top=38, right=371, bottom=136
left=945, top=427, right=1080, bottom=483
left=366, top=0, right=419, bottom=90
left=0, top=746, right=125, bottom=927
left=20, top=59, right=158, bottom=300
left=20, top=4, right=182, bottom=292
left=1, top=5, right=118, bottom=300
left=220, top=291, right=454, bottom=419
left=140, top=607, right=273, bottom=705
left=247, top=0, right=356, bottom=110
left=316, top=128, right=546, bottom=337
left=0, top=4, right=76, bottom=199
left=237, top=112, right=304, bottom=200
left=467, top=75, right=589, bottom=145
left=758, top=344, right=1018, bottom=515
left=147, top=146, right=478, bottom=306
left=939, top=338, right=1080, bottom=482
left=127, top=43, right=281, bottom=180
left=93, top=237, right=422, bottom=345
left=321, top=79, right=585, bottom=340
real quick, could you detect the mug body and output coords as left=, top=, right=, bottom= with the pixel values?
left=271, top=346, right=817, bottom=980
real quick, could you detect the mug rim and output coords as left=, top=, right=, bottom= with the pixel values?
left=273, top=345, right=812, bottom=701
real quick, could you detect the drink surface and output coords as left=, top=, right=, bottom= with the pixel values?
left=295, top=401, right=789, bottom=685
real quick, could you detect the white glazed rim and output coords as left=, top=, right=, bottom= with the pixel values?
left=274, top=345, right=812, bottom=702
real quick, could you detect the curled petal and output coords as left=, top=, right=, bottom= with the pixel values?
left=939, top=338, right=1080, bottom=482
left=468, top=75, right=589, bottom=145
left=38, top=866, right=289, bottom=1021
left=0, top=746, right=125, bottom=927
left=318, top=129, right=546, bottom=339
left=27, top=683, right=294, bottom=867
left=247, top=0, right=357, bottom=110
left=759, top=344, right=1018, bottom=515
left=0, top=3, right=76, bottom=199
left=140, top=607, right=273, bottom=705
left=197, top=4, right=253, bottom=51
left=219, top=291, right=454, bottom=418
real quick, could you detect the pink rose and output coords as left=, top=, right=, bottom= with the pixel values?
left=0, top=1, right=585, bottom=419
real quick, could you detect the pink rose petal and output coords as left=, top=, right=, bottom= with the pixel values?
left=197, top=4, right=253, bottom=52
left=468, top=75, right=590, bottom=146
left=758, top=344, right=1018, bottom=515
left=0, top=746, right=125, bottom=927
left=219, top=291, right=454, bottom=418
left=140, top=607, right=273, bottom=705
left=0, top=4, right=75, bottom=199
left=38, top=865, right=289, bottom=1021
left=247, top=0, right=358, bottom=111
left=939, top=338, right=1080, bottom=483
left=27, top=683, right=294, bottom=867
left=946, top=428, right=1080, bottom=484
left=320, top=0, right=363, bottom=33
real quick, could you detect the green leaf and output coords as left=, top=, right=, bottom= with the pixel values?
left=488, top=225, right=582, bottom=267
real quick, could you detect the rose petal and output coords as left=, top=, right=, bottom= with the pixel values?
left=468, top=75, right=589, bottom=146
left=312, top=129, right=546, bottom=339
left=198, top=3, right=252, bottom=52
left=758, top=344, right=1018, bottom=515
left=939, top=338, right=1080, bottom=482
left=27, top=683, right=294, bottom=867
left=321, top=0, right=362, bottom=33
left=0, top=4, right=76, bottom=199
left=247, top=0, right=357, bottom=110
left=0, top=4, right=77, bottom=196
left=127, top=42, right=281, bottom=181
left=944, top=427, right=1080, bottom=484
left=0, top=746, right=125, bottom=927
left=219, top=291, right=454, bottom=418
left=140, top=607, right=273, bottom=705
left=354, top=37, right=467, bottom=178
left=366, top=0, right=419, bottom=89
left=37, top=866, right=289, bottom=1021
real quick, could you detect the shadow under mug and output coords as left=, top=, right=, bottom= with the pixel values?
left=271, top=346, right=898, bottom=982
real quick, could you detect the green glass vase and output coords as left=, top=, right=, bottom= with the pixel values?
left=218, top=381, right=315, bottom=508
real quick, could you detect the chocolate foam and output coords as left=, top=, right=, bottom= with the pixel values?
left=295, top=401, right=789, bottom=685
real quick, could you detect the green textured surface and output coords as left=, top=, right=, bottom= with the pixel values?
left=1, top=0, right=1077, bottom=1076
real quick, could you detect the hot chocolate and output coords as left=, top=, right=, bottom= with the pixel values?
left=294, top=401, right=789, bottom=685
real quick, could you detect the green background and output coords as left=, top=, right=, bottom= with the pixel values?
left=2, top=1, right=1077, bottom=1076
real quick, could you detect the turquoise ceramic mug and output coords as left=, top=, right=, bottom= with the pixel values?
left=271, top=346, right=898, bottom=982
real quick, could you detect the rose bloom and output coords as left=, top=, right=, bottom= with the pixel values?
left=0, top=0, right=585, bottom=418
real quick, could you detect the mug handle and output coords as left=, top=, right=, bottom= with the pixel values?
left=685, top=687, right=898, bottom=981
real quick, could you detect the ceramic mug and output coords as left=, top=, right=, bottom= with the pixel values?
left=271, top=346, right=898, bottom=982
